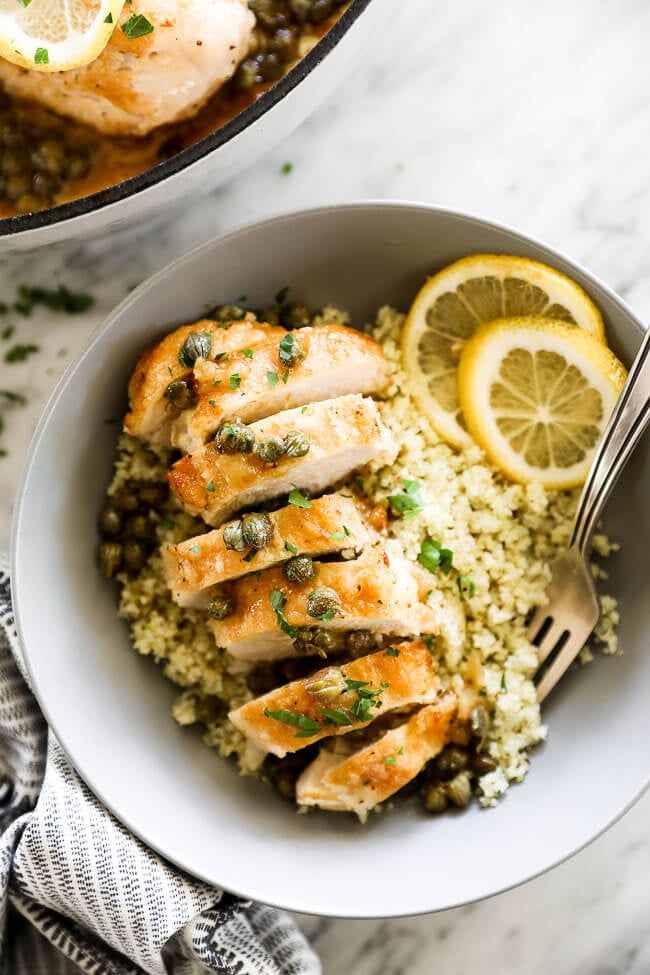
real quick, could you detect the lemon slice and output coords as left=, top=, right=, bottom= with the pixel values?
left=457, top=316, right=626, bottom=489
left=401, top=254, right=606, bottom=448
left=0, top=0, right=126, bottom=72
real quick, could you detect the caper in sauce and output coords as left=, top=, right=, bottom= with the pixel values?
left=241, top=512, right=274, bottom=550
left=345, top=630, right=377, bottom=654
left=294, top=626, right=336, bottom=657
left=165, top=378, right=197, bottom=410
left=215, top=420, right=255, bottom=454
left=278, top=332, right=304, bottom=368
left=208, top=595, right=234, bottom=621
left=284, top=302, right=311, bottom=329
left=434, top=746, right=469, bottom=781
left=255, top=435, right=287, bottom=464
left=99, top=541, right=123, bottom=578
left=422, top=783, right=448, bottom=814
left=305, top=666, right=347, bottom=703
left=98, top=505, right=122, bottom=538
left=123, top=541, right=148, bottom=573
left=283, top=554, right=315, bottom=584
left=223, top=520, right=246, bottom=552
left=283, top=429, right=310, bottom=458
left=179, top=330, right=212, bottom=367
left=306, top=587, right=341, bottom=619
left=445, top=771, right=472, bottom=808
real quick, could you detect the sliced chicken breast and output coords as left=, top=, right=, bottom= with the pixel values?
left=167, top=394, right=398, bottom=527
left=162, top=493, right=371, bottom=608
left=296, top=693, right=460, bottom=816
left=228, top=641, right=440, bottom=757
left=0, top=0, right=255, bottom=136
left=209, top=545, right=439, bottom=660
left=125, top=319, right=284, bottom=445
left=171, top=324, right=390, bottom=452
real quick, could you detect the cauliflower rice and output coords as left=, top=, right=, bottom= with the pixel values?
left=110, top=305, right=620, bottom=811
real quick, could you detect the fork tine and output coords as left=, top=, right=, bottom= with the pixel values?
left=526, top=606, right=550, bottom=644
left=535, top=629, right=590, bottom=703
left=533, top=619, right=571, bottom=667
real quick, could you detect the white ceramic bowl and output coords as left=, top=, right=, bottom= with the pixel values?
left=0, top=0, right=381, bottom=251
left=13, top=203, right=649, bottom=918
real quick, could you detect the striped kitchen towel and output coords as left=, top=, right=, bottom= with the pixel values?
left=0, top=555, right=320, bottom=975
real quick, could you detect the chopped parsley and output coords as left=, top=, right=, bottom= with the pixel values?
left=160, top=517, right=174, bottom=530
left=267, top=371, right=279, bottom=388
left=457, top=575, right=475, bottom=600
left=0, top=390, right=26, bottom=405
left=417, top=536, right=453, bottom=575
left=345, top=679, right=389, bottom=722
left=278, top=332, right=299, bottom=365
left=319, top=706, right=352, bottom=727
left=242, top=348, right=254, bottom=359
left=188, top=545, right=201, bottom=554
left=206, top=480, right=215, bottom=492
left=104, top=11, right=113, bottom=21
left=167, top=365, right=173, bottom=377
left=282, top=370, right=289, bottom=384
left=263, top=708, right=320, bottom=738
left=212, top=379, right=221, bottom=387
left=385, top=646, right=400, bottom=657
left=121, top=12, right=154, bottom=37
left=387, top=478, right=424, bottom=519
left=423, top=634, right=436, bottom=653
left=269, top=589, right=298, bottom=638
left=5, top=344, right=39, bottom=364
left=384, top=755, right=396, bottom=766
left=242, top=549, right=256, bottom=563
left=288, top=486, right=311, bottom=508
left=34, top=47, right=48, bottom=64
left=284, top=540, right=298, bottom=555
left=329, top=532, right=345, bottom=541
left=282, top=162, right=293, bottom=174
left=214, top=351, right=229, bottom=362
left=14, top=284, right=94, bottom=315
left=229, top=373, right=241, bottom=389
left=301, top=406, right=308, bottom=414
left=1, top=326, right=14, bottom=341
left=208, top=399, right=216, bottom=407
left=500, top=673, right=508, bottom=692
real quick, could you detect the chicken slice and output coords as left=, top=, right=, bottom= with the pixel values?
left=209, top=544, right=439, bottom=660
left=162, top=493, right=370, bottom=608
left=228, top=641, right=440, bottom=758
left=171, top=324, right=390, bottom=452
left=125, top=319, right=284, bottom=445
left=167, top=394, right=398, bottom=527
left=0, top=0, right=255, bottom=136
left=296, top=693, right=461, bottom=816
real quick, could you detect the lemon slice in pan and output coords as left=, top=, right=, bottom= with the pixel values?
left=457, top=316, right=626, bottom=489
left=401, top=254, right=606, bottom=448
left=0, top=0, right=127, bottom=72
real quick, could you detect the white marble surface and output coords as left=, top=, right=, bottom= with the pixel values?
left=0, top=0, right=649, bottom=970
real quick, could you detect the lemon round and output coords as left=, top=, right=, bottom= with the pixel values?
left=401, top=254, right=606, bottom=448
left=0, top=0, right=125, bottom=72
left=457, top=316, right=627, bottom=489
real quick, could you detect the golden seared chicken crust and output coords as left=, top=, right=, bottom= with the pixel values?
left=228, top=641, right=440, bottom=757
left=172, top=324, right=390, bottom=452
left=208, top=546, right=439, bottom=660
left=0, top=0, right=255, bottom=136
left=162, top=493, right=371, bottom=607
left=167, top=394, right=398, bottom=527
left=124, top=318, right=285, bottom=445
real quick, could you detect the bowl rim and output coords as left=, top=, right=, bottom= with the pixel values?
left=0, top=0, right=372, bottom=239
left=11, top=200, right=650, bottom=918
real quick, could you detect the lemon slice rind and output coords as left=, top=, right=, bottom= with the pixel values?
left=457, top=316, right=626, bottom=489
left=401, top=254, right=607, bottom=450
left=0, top=0, right=126, bottom=73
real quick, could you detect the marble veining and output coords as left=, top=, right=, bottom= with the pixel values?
left=0, top=0, right=649, bottom=969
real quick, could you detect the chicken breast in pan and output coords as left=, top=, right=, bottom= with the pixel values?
left=0, top=0, right=255, bottom=136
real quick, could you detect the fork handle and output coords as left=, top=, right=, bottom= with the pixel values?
left=571, top=324, right=650, bottom=556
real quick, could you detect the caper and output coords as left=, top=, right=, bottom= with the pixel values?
left=165, top=378, right=197, bottom=410
left=308, top=0, right=333, bottom=23
left=31, top=171, right=59, bottom=198
left=285, top=302, right=311, bottom=329
left=215, top=420, right=255, bottom=453
left=241, top=512, right=274, bottom=549
left=422, top=783, right=448, bottom=814
left=289, top=0, right=310, bottom=20
left=258, top=307, right=281, bottom=327
left=470, top=705, right=490, bottom=750
left=99, top=541, right=123, bottom=578
left=15, top=194, right=47, bottom=214
left=211, top=304, right=246, bottom=321
left=207, top=595, right=233, bottom=621
left=294, top=627, right=336, bottom=657
left=278, top=332, right=304, bottom=368
left=273, top=770, right=296, bottom=801
left=250, top=0, right=289, bottom=29
left=31, top=139, right=65, bottom=174
left=5, top=173, right=30, bottom=202
left=179, top=331, right=212, bottom=367
left=268, top=28, right=298, bottom=62
left=345, top=630, right=377, bottom=654
left=1, top=123, right=24, bottom=149
left=305, top=666, right=347, bottom=703
left=65, top=153, right=91, bottom=180
left=138, top=482, right=168, bottom=507
left=98, top=505, right=122, bottom=538
left=283, top=429, right=310, bottom=458
left=223, top=520, right=246, bottom=552
left=123, top=541, right=148, bottom=573
left=127, top=514, right=156, bottom=543
left=307, top=587, right=341, bottom=619
left=470, top=753, right=498, bottom=777
left=283, top=555, right=315, bottom=584
left=112, top=487, right=140, bottom=513
left=259, top=52, right=284, bottom=81
left=255, top=435, right=287, bottom=464
left=233, top=59, right=260, bottom=90
left=434, top=746, right=469, bottom=781
left=445, top=771, right=472, bottom=808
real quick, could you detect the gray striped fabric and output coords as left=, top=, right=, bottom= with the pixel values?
left=0, top=555, right=319, bottom=975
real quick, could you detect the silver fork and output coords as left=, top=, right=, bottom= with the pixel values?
left=529, top=322, right=650, bottom=702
